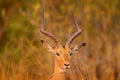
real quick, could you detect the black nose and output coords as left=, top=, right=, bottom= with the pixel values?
left=64, top=63, right=70, bottom=66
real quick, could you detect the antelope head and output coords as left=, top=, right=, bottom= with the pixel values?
left=40, top=9, right=86, bottom=71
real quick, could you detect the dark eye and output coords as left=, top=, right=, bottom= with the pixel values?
left=70, top=52, right=72, bottom=56
left=56, top=52, right=60, bottom=56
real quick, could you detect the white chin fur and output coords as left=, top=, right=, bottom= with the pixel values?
left=58, top=67, right=70, bottom=73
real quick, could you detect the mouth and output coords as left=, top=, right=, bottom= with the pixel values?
left=65, top=66, right=70, bottom=69
left=58, top=67, right=71, bottom=72
left=65, top=67, right=70, bottom=69
left=59, top=66, right=70, bottom=71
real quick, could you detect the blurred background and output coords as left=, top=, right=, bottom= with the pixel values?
left=0, top=0, right=120, bottom=80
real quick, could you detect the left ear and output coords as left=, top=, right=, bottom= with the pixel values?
left=72, top=43, right=86, bottom=53
left=41, top=40, right=55, bottom=52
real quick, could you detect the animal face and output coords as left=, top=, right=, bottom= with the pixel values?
left=41, top=40, right=86, bottom=70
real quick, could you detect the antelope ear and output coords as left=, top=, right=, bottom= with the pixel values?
left=72, top=43, right=86, bottom=53
left=41, top=40, right=54, bottom=52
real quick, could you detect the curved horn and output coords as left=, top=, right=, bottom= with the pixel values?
left=65, top=13, right=82, bottom=47
left=40, top=9, right=60, bottom=46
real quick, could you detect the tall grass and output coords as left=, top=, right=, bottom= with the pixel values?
left=0, top=0, right=120, bottom=80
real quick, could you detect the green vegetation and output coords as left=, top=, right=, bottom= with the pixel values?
left=0, top=0, right=120, bottom=80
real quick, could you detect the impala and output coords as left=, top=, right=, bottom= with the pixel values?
left=40, top=9, right=88, bottom=80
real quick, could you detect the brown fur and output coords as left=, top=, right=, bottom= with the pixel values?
left=41, top=41, right=89, bottom=80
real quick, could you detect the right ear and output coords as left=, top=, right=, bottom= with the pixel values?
left=41, top=40, right=54, bottom=52
left=71, top=43, right=86, bottom=53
